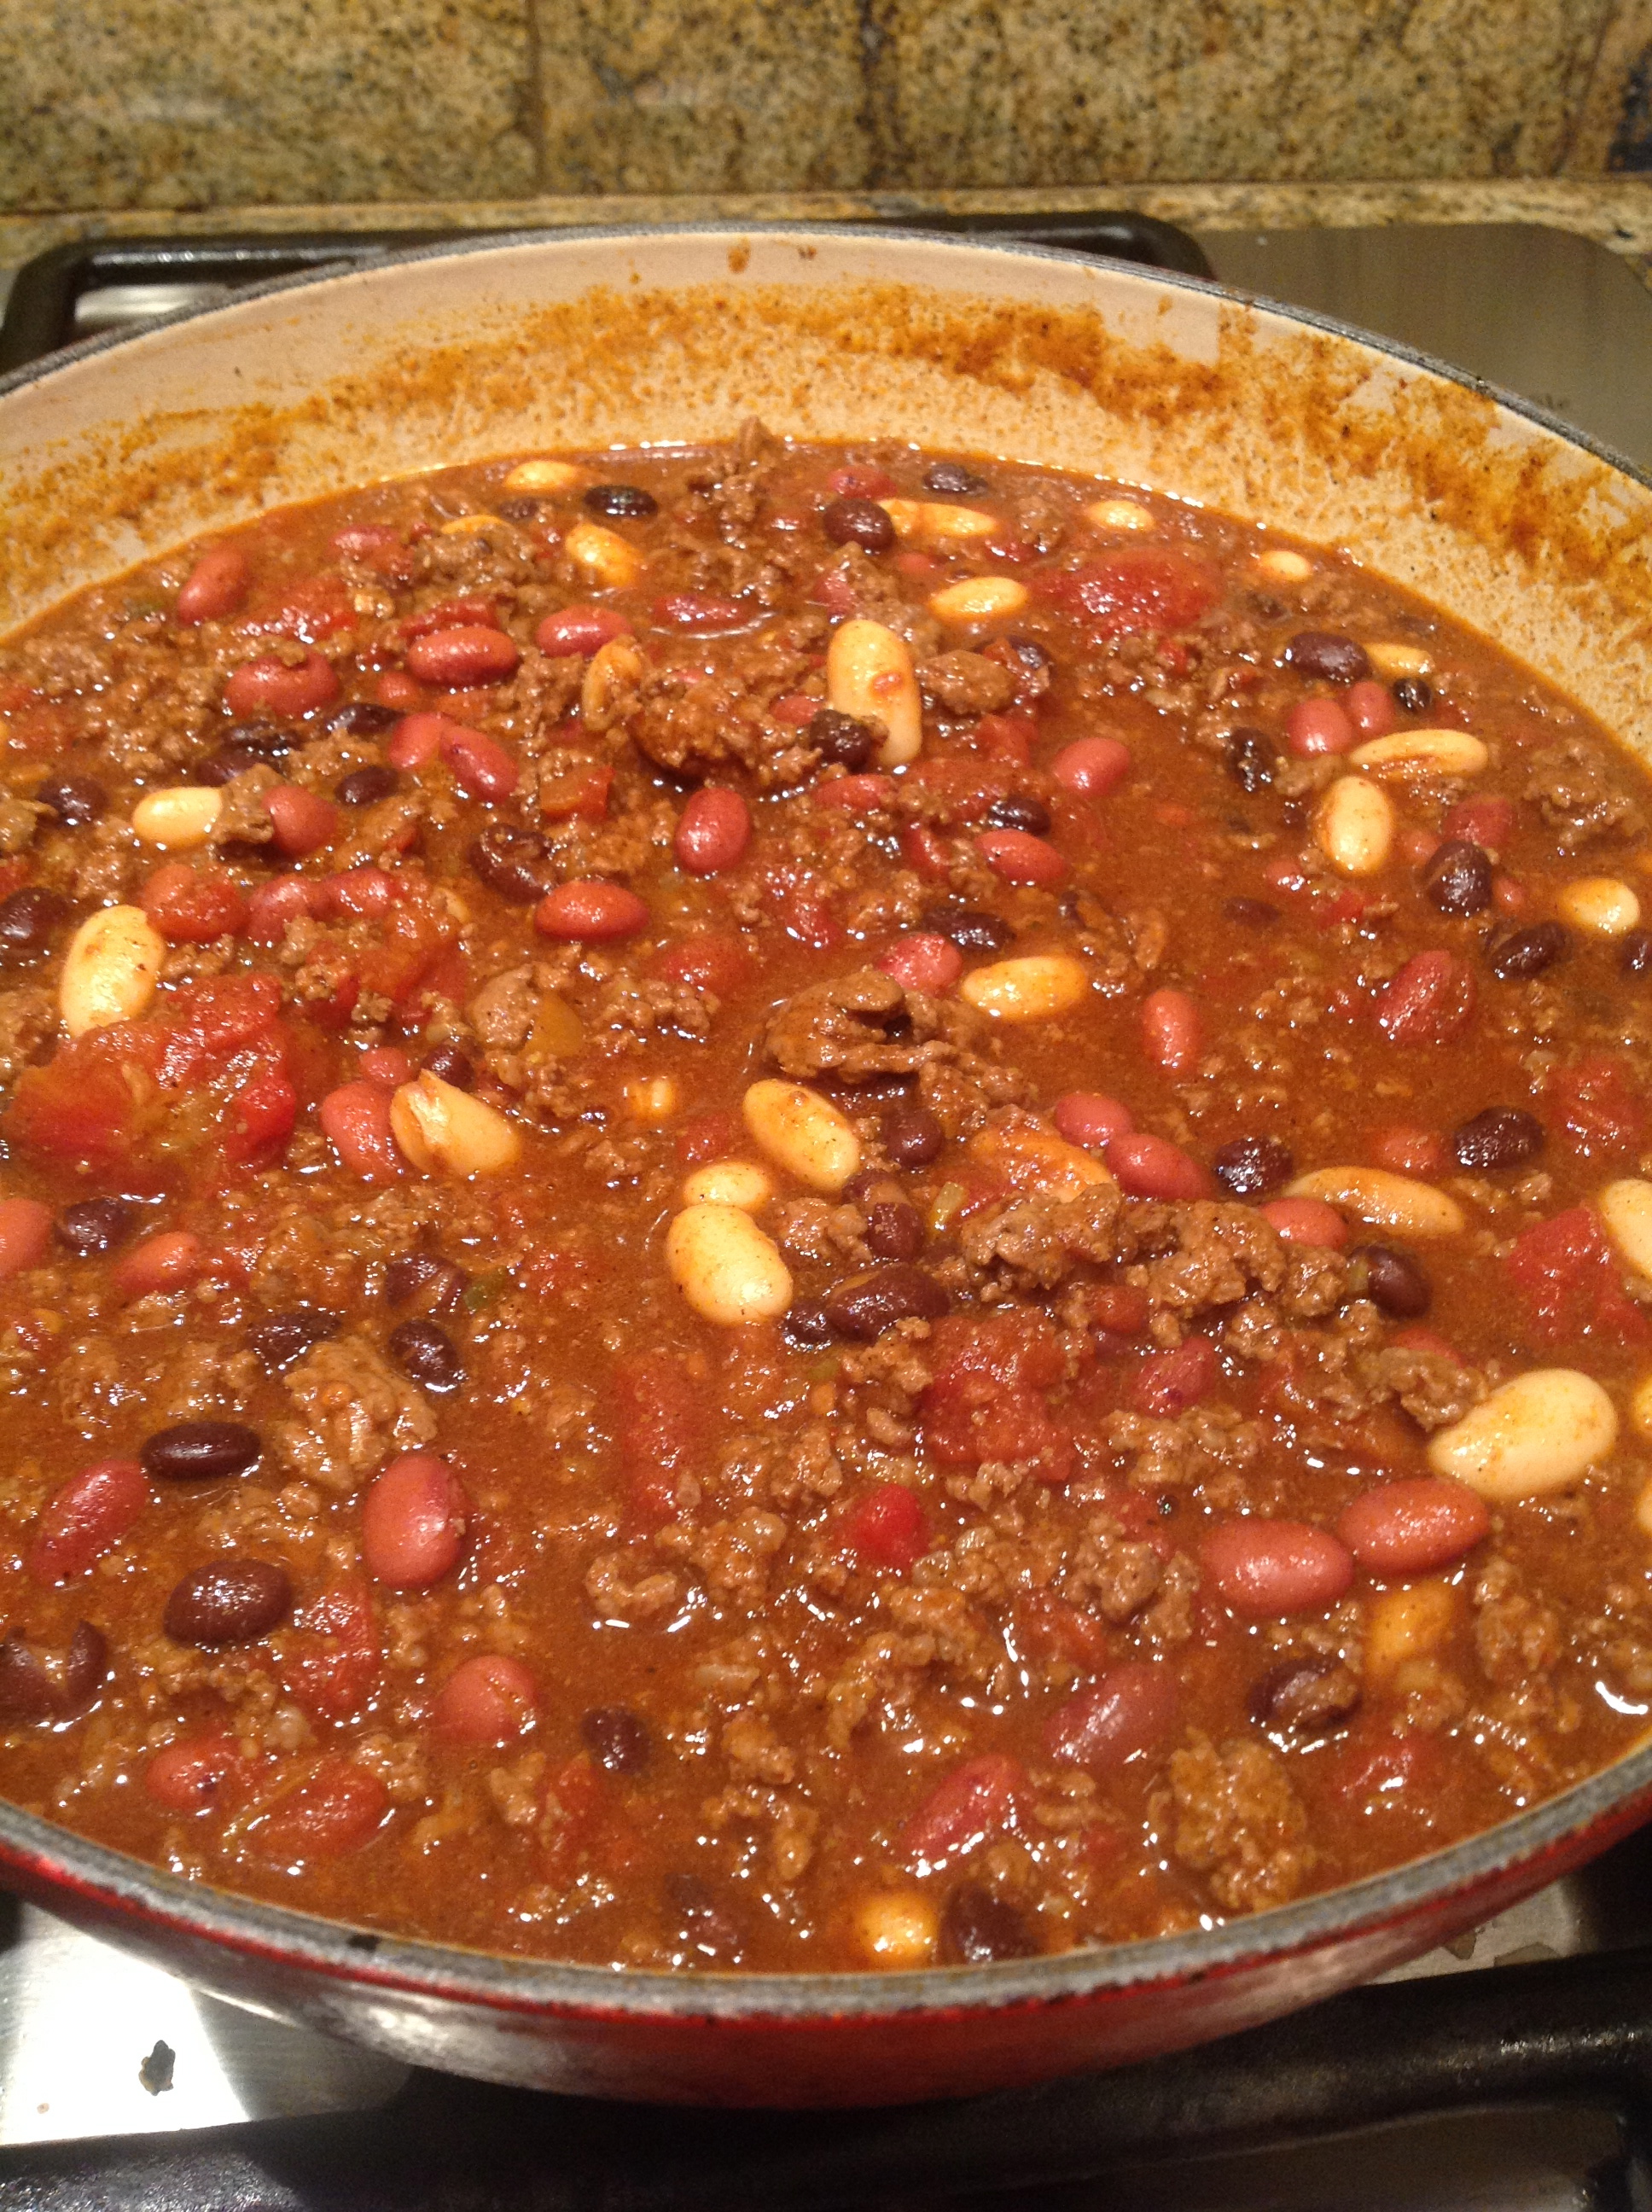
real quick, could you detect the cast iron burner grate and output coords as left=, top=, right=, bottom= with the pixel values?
left=6, top=207, right=1652, bottom=2210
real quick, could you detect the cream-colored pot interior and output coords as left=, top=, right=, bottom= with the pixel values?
left=4, top=225, right=1652, bottom=760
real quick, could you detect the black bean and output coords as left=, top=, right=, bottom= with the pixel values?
left=0, top=1621, right=108, bottom=1724
left=468, top=824, right=552, bottom=905
left=1249, top=1656, right=1360, bottom=1739
left=55, top=1198, right=134, bottom=1259
left=782, top=1301, right=835, bottom=1350
left=1226, top=726, right=1276, bottom=794
left=922, top=904, right=1011, bottom=954
left=141, top=1421, right=262, bottom=1483
left=336, top=765, right=399, bottom=806
left=1283, top=631, right=1371, bottom=685
left=1488, top=922, right=1570, bottom=981
left=1615, top=928, right=1652, bottom=981
left=808, top=707, right=878, bottom=770
left=496, top=496, right=543, bottom=523
left=420, top=1041, right=474, bottom=1090
left=663, top=1870, right=741, bottom=1957
left=1213, top=1136, right=1294, bottom=1199
left=583, top=484, right=656, bottom=519
left=35, top=774, right=107, bottom=827
left=1003, top=634, right=1052, bottom=678
left=164, top=1561, right=292, bottom=1649
left=924, top=460, right=991, bottom=498
left=1451, top=1107, right=1544, bottom=1172
left=223, top=719, right=299, bottom=758
left=1393, top=676, right=1434, bottom=715
left=939, top=1884, right=1037, bottom=1965
left=863, top=1202, right=924, bottom=1263
left=1224, top=897, right=1279, bottom=929
left=195, top=745, right=265, bottom=788
left=883, top=1103, right=945, bottom=1167
left=1422, top=839, right=1492, bottom=917
left=823, top=1264, right=948, bottom=1340
left=388, top=1318, right=463, bottom=1394
left=581, top=1705, right=651, bottom=1774
left=383, top=1253, right=467, bottom=1314
left=983, top=793, right=1051, bottom=835
left=822, top=498, right=895, bottom=556
left=247, top=1308, right=340, bottom=1371
left=325, top=701, right=401, bottom=737
left=0, top=887, right=69, bottom=955
left=1349, top=1242, right=1432, bottom=1318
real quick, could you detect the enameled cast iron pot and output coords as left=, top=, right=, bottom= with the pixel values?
left=4, top=225, right=1652, bottom=2108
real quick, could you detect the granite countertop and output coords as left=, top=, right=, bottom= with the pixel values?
left=5, top=178, right=1652, bottom=293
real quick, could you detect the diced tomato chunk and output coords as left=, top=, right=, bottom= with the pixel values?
left=841, top=1483, right=929, bottom=1574
left=143, top=861, right=247, bottom=945
left=611, top=1353, right=707, bottom=1527
left=1506, top=1205, right=1647, bottom=1342
left=279, top=1579, right=381, bottom=1722
left=922, top=1313, right=1073, bottom=1481
left=1035, top=547, right=1219, bottom=637
left=1548, top=1053, right=1647, bottom=1161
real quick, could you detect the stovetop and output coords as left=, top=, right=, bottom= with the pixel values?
left=6, top=207, right=1652, bottom=2209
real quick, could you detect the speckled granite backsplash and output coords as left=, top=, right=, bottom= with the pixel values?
left=6, top=0, right=1652, bottom=218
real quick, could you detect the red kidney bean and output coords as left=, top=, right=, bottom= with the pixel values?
left=1286, top=697, right=1356, bottom=756
left=224, top=652, right=339, bottom=719
left=535, top=880, right=649, bottom=941
left=320, top=1082, right=403, bottom=1182
left=1051, top=736, right=1131, bottom=797
left=534, top=605, right=633, bottom=657
left=901, top=1753, right=1024, bottom=1865
left=113, top=1230, right=203, bottom=1298
left=653, top=592, right=744, bottom=631
left=143, top=860, right=247, bottom=945
left=841, top=1481, right=928, bottom=1573
left=1259, top=1196, right=1348, bottom=1248
left=0, top=1196, right=51, bottom=1280
left=265, top=784, right=339, bottom=858
left=1336, top=1476, right=1491, bottom=1576
left=813, top=773, right=896, bottom=812
left=875, top=933, right=963, bottom=994
left=361, top=1452, right=467, bottom=1587
left=0, top=1622, right=108, bottom=1723
left=165, top=1559, right=293, bottom=1647
left=674, top=787, right=752, bottom=875
left=977, top=829, right=1067, bottom=885
left=439, top=723, right=519, bottom=800
left=405, top=626, right=521, bottom=688
left=940, top=1884, right=1038, bottom=1965
left=320, top=866, right=398, bottom=920
left=245, top=1758, right=388, bottom=1866
left=176, top=545, right=251, bottom=625
left=1492, top=875, right=1528, bottom=917
left=1105, top=1132, right=1209, bottom=1200
left=1401, top=827, right=1441, bottom=868
left=376, top=670, right=422, bottom=709
left=1201, top=1520, right=1354, bottom=1617
left=1132, top=1336, right=1218, bottom=1417
left=387, top=711, right=452, bottom=770
left=432, top=1654, right=538, bottom=1745
left=1345, top=678, right=1397, bottom=736
left=26, top=1458, right=148, bottom=1585
left=1142, top=987, right=1201, bottom=1074
left=1376, top=950, right=1476, bottom=1046
left=360, top=1045, right=413, bottom=1088
left=1366, top=1123, right=1448, bottom=1176
left=144, top=1733, right=250, bottom=1814
left=1053, top=1091, right=1134, bottom=1148
left=1443, top=795, right=1516, bottom=855
left=1249, top=1656, right=1360, bottom=1738
left=1043, top=1661, right=1178, bottom=1773
left=246, top=873, right=324, bottom=945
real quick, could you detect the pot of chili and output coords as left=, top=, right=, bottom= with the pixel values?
left=2, top=225, right=1652, bottom=2105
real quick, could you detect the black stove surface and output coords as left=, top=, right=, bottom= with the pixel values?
left=6, top=203, right=1652, bottom=2210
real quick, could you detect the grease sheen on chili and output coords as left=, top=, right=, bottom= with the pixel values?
left=0, top=428, right=1650, bottom=1976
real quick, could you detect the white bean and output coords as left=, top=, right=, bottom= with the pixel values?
left=503, top=457, right=585, bottom=493
left=742, top=1079, right=861, bottom=1193
left=1597, top=1179, right=1652, bottom=1278
left=131, top=786, right=223, bottom=850
left=1286, top=1167, right=1466, bottom=1237
left=958, top=954, right=1090, bottom=1022
left=1313, top=776, right=1395, bottom=876
left=928, top=577, right=1029, bottom=625
left=59, top=905, right=166, bottom=1037
left=623, top=1074, right=680, bottom=1124
left=666, top=1203, right=793, bottom=1326
left=854, top=1890, right=938, bottom=1967
left=1365, top=642, right=1434, bottom=678
left=438, top=515, right=500, bottom=537
left=1364, top=1581, right=1457, bottom=1681
left=1084, top=498, right=1154, bottom=531
left=1254, top=549, right=1312, bottom=582
left=968, top=1121, right=1112, bottom=1199
left=681, top=1160, right=773, bottom=1212
left=580, top=633, right=646, bottom=729
left=390, top=1074, right=521, bottom=1177
left=879, top=498, right=997, bottom=542
left=1428, top=1369, right=1618, bottom=1501
left=1556, top=876, right=1642, bottom=938
left=564, top=520, right=643, bottom=589
left=1349, top=729, right=1488, bottom=779
left=826, top=619, right=922, bottom=767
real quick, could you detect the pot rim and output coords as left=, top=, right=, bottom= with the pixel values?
left=4, top=218, right=1651, bottom=2025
